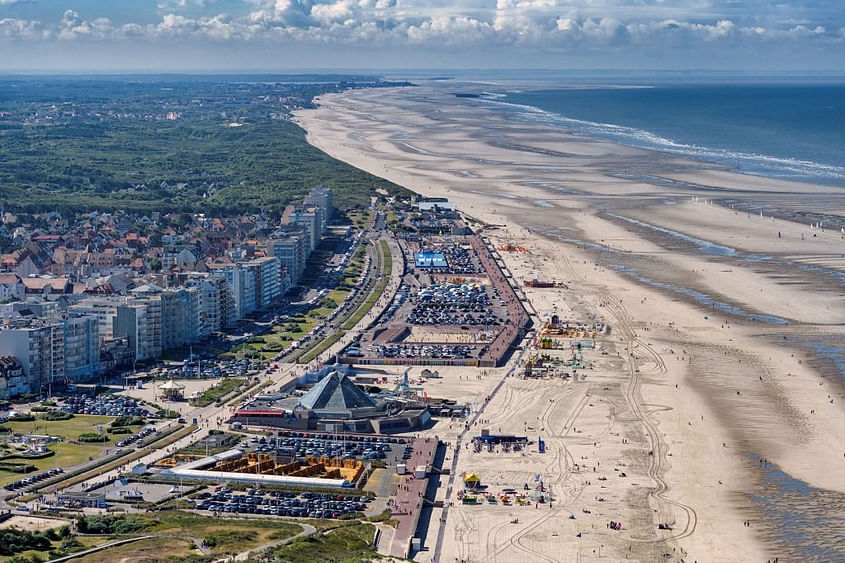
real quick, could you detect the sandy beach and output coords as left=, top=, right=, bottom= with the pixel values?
left=294, top=85, right=845, bottom=561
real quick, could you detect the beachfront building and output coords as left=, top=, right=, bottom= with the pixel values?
left=0, top=314, right=99, bottom=393
left=159, top=288, right=196, bottom=350
left=267, top=230, right=309, bottom=285
left=294, top=370, right=381, bottom=423
left=416, top=197, right=455, bottom=212
left=212, top=275, right=238, bottom=329
left=60, top=314, right=100, bottom=383
left=115, top=282, right=226, bottom=362
left=69, top=297, right=122, bottom=340
left=305, top=187, right=334, bottom=230
left=245, top=256, right=281, bottom=310
left=283, top=205, right=323, bottom=252
left=0, top=321, right=62, bottom=394
left=183, top=278, right=222, bottom=339
left=218, top=263, right=257, bottom=319
left=114, top=297, right=162, bottom=363
left=233, top=368, right=431, bottom=434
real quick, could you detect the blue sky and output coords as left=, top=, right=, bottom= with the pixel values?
left=0, top=0, right=843, bottom=72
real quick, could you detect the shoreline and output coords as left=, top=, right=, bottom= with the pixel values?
left=293, top=84, right=845, bottom=561
left=464, top=83, right=845, bottom=191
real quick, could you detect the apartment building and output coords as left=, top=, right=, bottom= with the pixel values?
left=114, top=297, right=161, bottom=363
left=267, top=229, right=308, bottom=285
left=305, top=187, right=333, bottom=230
left=246, top=256, right=281, bottom=310
left=0, top=315, right=99, bottom=394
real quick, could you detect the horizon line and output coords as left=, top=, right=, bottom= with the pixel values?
left=2, top=68, right=845, bottom=76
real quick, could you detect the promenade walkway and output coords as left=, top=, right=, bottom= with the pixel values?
left=468, top=234, right=531, bottom=366
left=389, top=437, right=438, bottom=558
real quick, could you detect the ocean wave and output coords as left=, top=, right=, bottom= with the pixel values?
left=478, top=97, right=845, bottom=184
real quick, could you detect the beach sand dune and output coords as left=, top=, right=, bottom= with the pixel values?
left=295, top=86, right=845, bottom=562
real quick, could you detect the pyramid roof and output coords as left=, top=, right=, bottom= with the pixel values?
left=298, top=371, right=376, bottom=412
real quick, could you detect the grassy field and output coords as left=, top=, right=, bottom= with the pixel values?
left=328, top=288, right=351, bottom=305
left=76, top=537, right=187, bottom=563
left=0, top=415, right=116, bottom=487
left=268, top=521, right=379, bottom=562
left=340, top=240, right=393, bottom=331
left=340, top=246, right=368, bottom=289
left=341, top=277, right=388, bottom=330
left=297, top=331, right=344, bottom=364
left=0, top=515, right=377, bottom=561
left=380, top=240, right=393, bottom=272
left=191, top=378, right=247, bottom=407
left=0, top=533, right=112, bottom=562
left=236, top=285, right=351, bottom=362
left=227, top=379, right=272, bottom=407
left=348, top=210, right=375, bottom=230
left=40, top=424, right=195, bottom=495
left=76, top=511, right=303, bottom=561
left=232, top=316, right=321, bottom=361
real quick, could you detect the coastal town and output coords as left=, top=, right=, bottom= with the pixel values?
left=0, top=176, right=568, bottom=561
left=0, top=74, right=841, bottom=563
left=0, top=186, right=335, bottom=397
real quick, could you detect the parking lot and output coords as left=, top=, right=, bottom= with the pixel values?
left=193, top=487, right=373, bottom=519
left=60, top=395, right=147, bottom=417
left=405, top=282, right=503, bottom=327
left=243, top=434, right=410, bottom=463
left=371, top=343, right=475, bottom=360
left=432, top=244, right=482, bottom=275
left=4, top=467, right=63, bottom=491
left=162, top=358, right=259, bottom=379
left=339, top=224, right=527, bottom=367
left=114, top=426, right=158, bottom=449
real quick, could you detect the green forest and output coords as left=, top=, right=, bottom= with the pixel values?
left=0, top=76, right=411, bottom=216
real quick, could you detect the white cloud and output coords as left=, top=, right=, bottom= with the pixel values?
left=0, top=17, right=46, bottom=39
left=57, top=10, right=114, bottom=40
left=0, top=0, right=840, bottom=52
left=157, top=0, right=213, bottom=9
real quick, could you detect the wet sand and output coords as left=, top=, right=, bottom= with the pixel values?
left=294, top=85, right=845, bottom=561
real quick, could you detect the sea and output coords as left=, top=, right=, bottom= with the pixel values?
left=470, top=78, right=845, bottom=187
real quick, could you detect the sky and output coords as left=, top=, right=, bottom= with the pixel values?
left=0, top=0, right=843, bottom=72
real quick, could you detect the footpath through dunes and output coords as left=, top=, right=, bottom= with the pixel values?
left=295, top=85, right=845, bottom=561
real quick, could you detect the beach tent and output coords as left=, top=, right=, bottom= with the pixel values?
left=464, top=473, right=481, bottom=489
left=158, top=378, right=186, bottom=400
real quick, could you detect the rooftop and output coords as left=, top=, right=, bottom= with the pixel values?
left=298, top=371, right=377, bottom=412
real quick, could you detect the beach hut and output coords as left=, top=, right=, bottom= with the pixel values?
left=464, top=472, right=481, bottom=489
